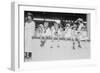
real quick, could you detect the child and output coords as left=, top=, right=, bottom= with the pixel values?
left=64, top=23, right=72, bottom=40
left=51, top=22, right=60, bottom=48
left=44, top=22, right=51, bottom=38
left=58, top=26, right=64, bottom=38
left=39, top=22, right=51, bottom=47
left=71, top=24, right=82, bottom=50
left=25, top=12, right=35, bottom=53
left=38, top=24, right=45, bottom=47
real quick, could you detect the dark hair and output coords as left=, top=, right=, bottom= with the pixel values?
left=27, top=12, right=33, bottom=19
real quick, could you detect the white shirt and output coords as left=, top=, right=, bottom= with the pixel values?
left=25, top=21, right=35, bottom=36
left=25, top=21, right=35, bottom=52
left=64, top=27, right=72, bottom=38
left=71, top=29, right=78, bottom=39
left=46, top=28, right=51, bottom=37
left=77, top=23, right=84, bottom=31
left=51, top=26, right=58, bottom=37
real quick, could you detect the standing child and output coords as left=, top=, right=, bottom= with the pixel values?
left=25, top=12, right=35, bottom=53
left=64, top=23, right=72, bottom=40
left=71, top=24, right=81, bottom=50
left=51, top=22, right=60, bottom=48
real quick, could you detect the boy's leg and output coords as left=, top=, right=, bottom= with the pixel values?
left=40, top=34, right=43, bottom=47
left=73, top=40, right=75, bottom=50
left=50, top=35, right=54, bottom=48
left=44, top=36, right=47, bottom=45
left=57, top=35, right=60, bottom=48
left=72, top=38, right=76, bottom=50
left=77, top=38, right=82, bottom=48
left=40, top=34, right=46, bottom=47
left=40, top=36, right=44, bottom=47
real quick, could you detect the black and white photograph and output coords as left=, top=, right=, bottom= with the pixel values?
left=24, top=11, right=90, bottom=62
left=10, top=2, right=97, bottom=71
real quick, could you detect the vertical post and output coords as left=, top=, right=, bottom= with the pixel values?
left=87, top=14, right=90, bottom=40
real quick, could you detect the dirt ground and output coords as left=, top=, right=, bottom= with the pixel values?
left=25, top=39, right=90, bottom=62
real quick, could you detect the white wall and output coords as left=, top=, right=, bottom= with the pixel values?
left=0, top=0, right=100, bottom=73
